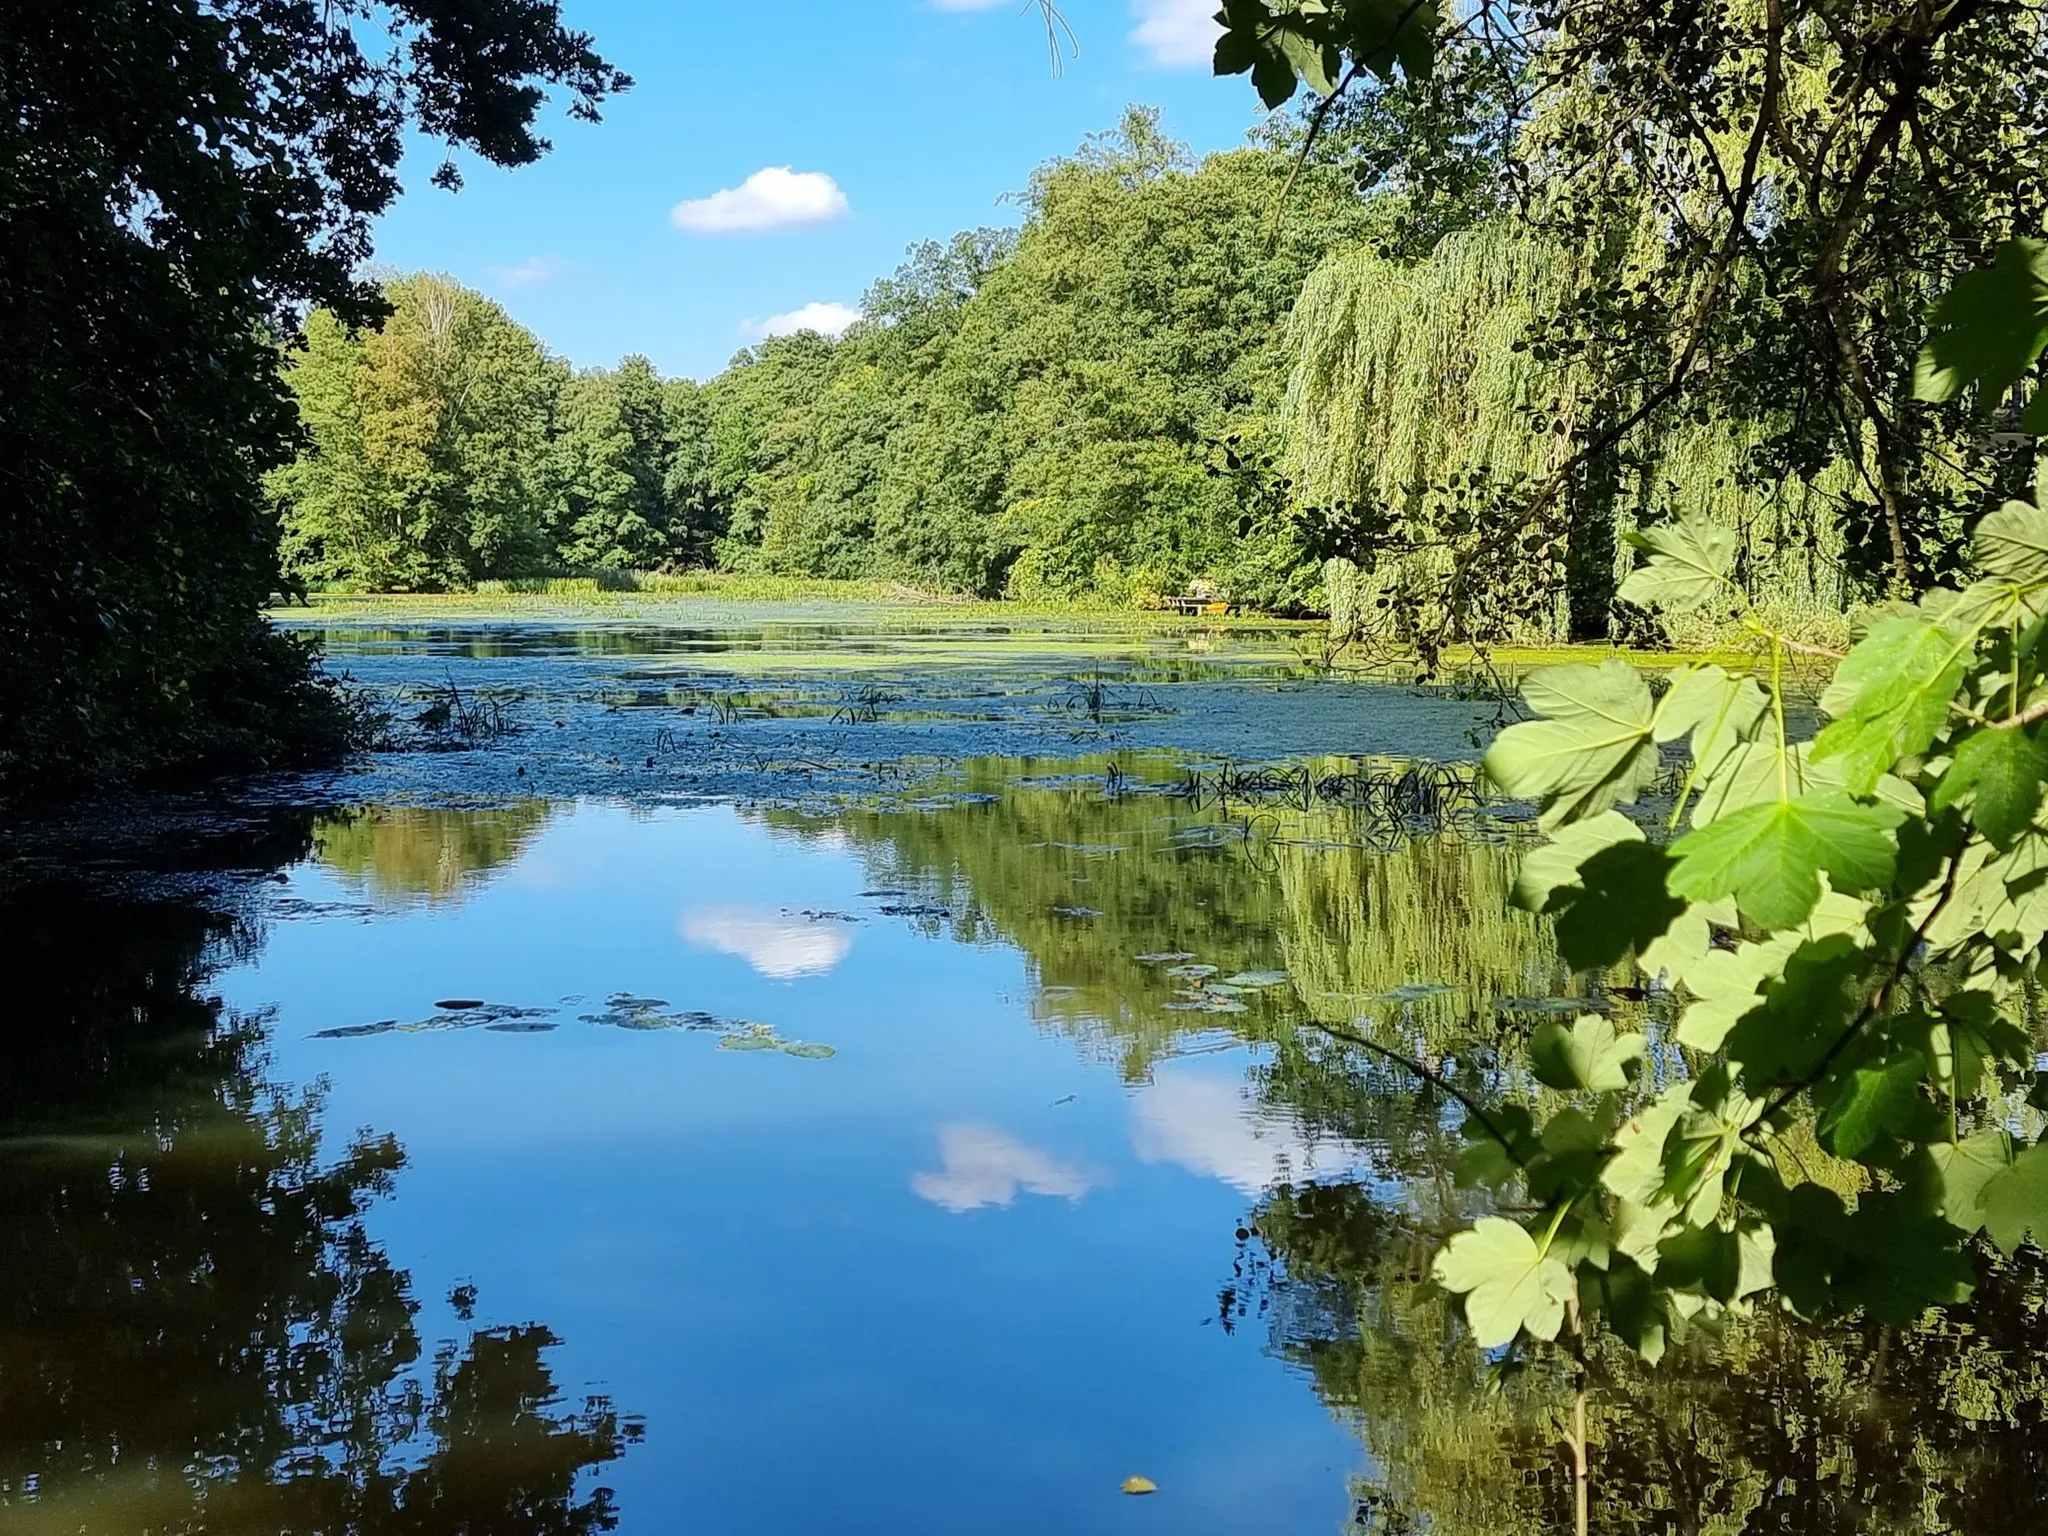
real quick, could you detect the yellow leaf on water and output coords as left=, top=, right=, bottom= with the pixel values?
left=1121, top=1477, right=1157, bottom=1496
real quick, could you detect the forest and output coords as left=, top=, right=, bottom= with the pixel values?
left=262, top=90, right=1875, bottom=627
left=266, top=0, right=2047, bottom=650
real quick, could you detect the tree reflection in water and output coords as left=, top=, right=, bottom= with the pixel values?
left=773, top=768, right=2048, bottom=1535
left=0, top=825, right=637, bottom=1535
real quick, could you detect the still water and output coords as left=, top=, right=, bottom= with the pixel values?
left=8, top=611, right=2048, bottom=1534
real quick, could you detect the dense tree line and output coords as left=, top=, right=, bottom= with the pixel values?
left=273, top=276, right=716, bottom=587
left=277, top=20, right=2048, bottom=636
left=272, top=110, right=1376, bottom=608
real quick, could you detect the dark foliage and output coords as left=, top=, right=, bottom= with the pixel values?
left=0, top=0, right=625, bottom=798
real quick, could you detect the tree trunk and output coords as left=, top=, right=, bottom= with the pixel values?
left=1565, top=440, right=1620, bottom=642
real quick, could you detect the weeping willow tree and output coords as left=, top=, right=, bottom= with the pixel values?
left=1285, top=226, right=1857, bottom=644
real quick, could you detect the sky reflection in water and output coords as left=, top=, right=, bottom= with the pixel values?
left=226, top=798, right=1366, bottom=1535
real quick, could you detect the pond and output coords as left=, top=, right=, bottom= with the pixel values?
left=5, top=606, right=2046, bottom=1534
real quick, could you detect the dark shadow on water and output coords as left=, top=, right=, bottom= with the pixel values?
left=0, top=825, right=639, bottom=1534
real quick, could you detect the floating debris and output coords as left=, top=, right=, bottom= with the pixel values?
left=878, top=902, right=950, bottom=918
left=435, top=998, right=487, bottom=1011
left=1134, top=951, right=1197, bottom=964
left=1165, top=994, right=1248, bottom=1015
left=1051, top=905, right=1103, bottom=918
left=311, top=1001, right=558, bottom=1038
left=1121, top=1477, right=1158, bottom=1497
left=314, top=990, right=836, bottom=1057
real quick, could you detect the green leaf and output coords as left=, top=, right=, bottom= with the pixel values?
left=1913, top=238, right=2048, bottom=415
left=1980, top=1141, right=2048, bottom=1255
left=1813, top=618, right=1969, bottom=794
left=1931, top=726, right=2048, bottom=849
left=1656, top=663, right=1767, bottom=770
left=1818, top=1050, right=1927, bottom=1161
left=1655, top=1221, right=1772, bottom=1305
left=1776, top=1187, right=1975, bottom=1323
left=1668, top=792, right=1902, bottom=930
left=1530, top=1014, right=1645, bottom=1093
left=1454, top=1137, right=1519, bottom=1191
left=1973, top=498, right=2048, bottom=589
left=1549, top=841, right=1686, bottom=971
left=1601, top=1086, right=1693, bottom=1204
left=1485, top=661, right=1660, bottom=828
left=1340, top=0, right=1441, bottom=80
left=1721, top=932, right=1866, bottom=1078
left=1619, top=520, right=1739, bottom=613
left=1430, top=1216, right=1574, bottom=1348
left=1511, top=810, right=1642, bottom=913
left=1638, top=903, right=1717, bottom=992
left=1584, top=1258, right=1668, bottom=1363
left=1662, top=1072, right=1762, bottom=1225
left=1923, top=1130, right=2013, bottom=1231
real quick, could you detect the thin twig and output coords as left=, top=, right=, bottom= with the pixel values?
left=1306, top=1018, right=1524, bottom=1163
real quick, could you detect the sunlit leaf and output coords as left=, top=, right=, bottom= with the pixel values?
left=1602, top=1088, right=1693, bottom=1206
left=1930, top=725, right=2048, bottom=849
left=1430, top=1216, right=1574, bottom=1348
left=1511, top=810, right=1642, bottom=913
left=1668, top=792, right=1902, bottom=930
left=1656, top=663, right=1767, bottom=770
left=1530, top=1014, right=1644, bottom=1093
left=1485, top=661, right=1659, bottom=828
left=1980, top=1141, right=2048, bottom=1255
left=1813, top=618, right=1969, bottom=793
left=1619, top=520, right=1739, bottom=613
left=1551, top=841, right=1685, bottom=970
left=1922, top=1130, right=2013, bottom=1231
left=1973, top=498, right=2048, bottom=588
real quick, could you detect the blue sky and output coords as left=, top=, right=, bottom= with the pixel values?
left=369, top=1, right=1273, bottom=380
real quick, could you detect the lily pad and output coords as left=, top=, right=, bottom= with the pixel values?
left=1166, top=963, right=1220, bottom=980
left=1135, top=951, right=1197, bottom=964
left=1221, top=970, right=1290, bottom=988
left=1368, top=983, right=1459, bottom=1003
left=780, top=1041, right=837, bottom=1059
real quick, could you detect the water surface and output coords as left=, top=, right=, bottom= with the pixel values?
left=9, top=613, right=2048, bottom=1535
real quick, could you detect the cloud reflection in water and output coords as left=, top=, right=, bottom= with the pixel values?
left=911, top=1124, right=1099, bottom=1213
left=679, top=905, right=854, bottom=979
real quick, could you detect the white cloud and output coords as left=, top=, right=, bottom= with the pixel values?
left=911, top=1123, right=1099, bottom=1212
left=1130, top=1070, right=1370, bottom=1194
left=741, top=301, right=863, bottom=342
left=679, top=906, right=853, bottom=979
left=1130, top=0, right=1220, bottom=66
left=484, top=255, right=567, bottom=290
left=670, top=167, right=850, bottom=234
